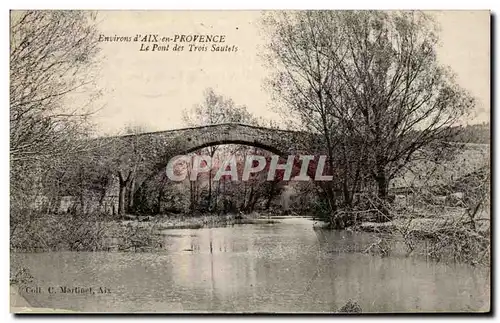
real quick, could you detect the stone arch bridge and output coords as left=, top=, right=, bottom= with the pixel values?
left=74, top=123, right=488, bottom=215
left=87, top=123, right=324, bottom=214
left=102, top=123, right=324, bottom=170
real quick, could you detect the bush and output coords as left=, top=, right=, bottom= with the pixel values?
left=10, top=211, right=163, bottom=252
left=403, top=222, right=490, bottom=265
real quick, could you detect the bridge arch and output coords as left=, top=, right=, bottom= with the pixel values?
left=152, top=123, right=317, bottom=164
left=107, top=123, right=324, bottom=174
left=100, top=123, right=325, bottom=214
left=181, top=138, right=286, bottom=156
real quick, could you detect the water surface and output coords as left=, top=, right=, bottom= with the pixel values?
left=11, top=217, right=490, bottom=313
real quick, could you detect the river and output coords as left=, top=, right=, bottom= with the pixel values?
left=11, top=217, right=490, bottom=313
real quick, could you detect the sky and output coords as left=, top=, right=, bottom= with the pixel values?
left=86, top=10, right=490, bottom=135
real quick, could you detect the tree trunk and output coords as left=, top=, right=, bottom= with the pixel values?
left=213, top=180, right=221, bottom=212
left=325, top=152, right=337, bottom=214
left=343, top=178, right=352, bottom=207
left=241, top=183, right=248, bottom=211
left=127, top=178, right=136, bottom=213
left=249, top=198, right=258, bottom=213
left=156, top=185, right=164, bottom=214
left=376, top=173, right=388, bottom=200
left=325, top=183, right=337, bottom=213
left=375, top=170, right=390, bottom=221
left=265, top=183, right=276, bottom=210
left=246, top=185, right=255, bottom=212
left=189, top=181, right=198, bottom=214
left=98, top=187, right=106, bottom=208
left=118, top=171, right=130, bottom=217
left=207, top=169, right=212, bottom=211
left=189, top=181, right=194, bottom=213
left=118, top=183, right=127, bottom=216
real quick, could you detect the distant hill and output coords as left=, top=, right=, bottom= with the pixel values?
left=391, top=143, right=490, bottom=191
left=451, top=122, right=490, bottom=144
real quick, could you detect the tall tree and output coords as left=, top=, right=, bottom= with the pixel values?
left=263, top=11, right=475, bottom=215
left=262, top=11, right=347, bottom=214
left=108, top=124, right=157, bottom=216
left=10, top=10, right=101, bottom=162
left=182, top=88, right=258, bottom=211
left=10, top=10, right=101, bottom=210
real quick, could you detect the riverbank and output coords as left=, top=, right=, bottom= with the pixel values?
left=124, top=212, right=280, bottom=230
left=10, top=208, right=490, bottom=266
left=10, top=211, right=281, bottom=253
left=356, top=207, right=490, bottom=266
left=310, top=203, right=490, bottom=266
left=357, top=205, right=490, bottom=234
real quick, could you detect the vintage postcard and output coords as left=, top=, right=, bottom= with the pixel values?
left=10, top=10, right=490, bottom=313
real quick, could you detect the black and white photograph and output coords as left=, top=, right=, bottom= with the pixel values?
left=9, top=9, right=491, bottom=314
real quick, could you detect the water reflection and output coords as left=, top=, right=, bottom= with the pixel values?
left=12, top=217, right=489, bottom=313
